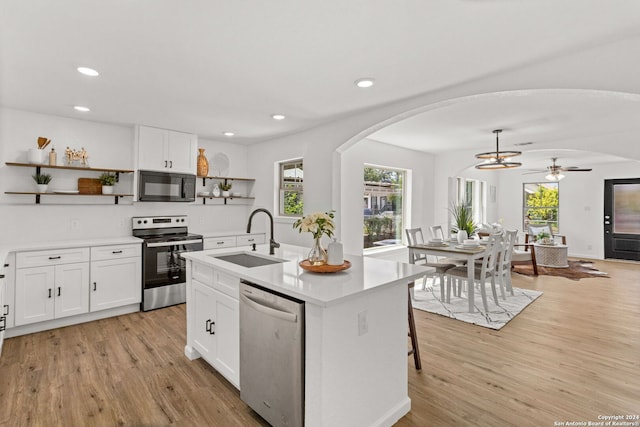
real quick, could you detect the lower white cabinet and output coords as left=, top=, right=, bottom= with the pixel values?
left=190, top=270, right=240, bottom=387
left=15, top=263, right=90, bottom=326
left=90, top=257, right=141, bottom=312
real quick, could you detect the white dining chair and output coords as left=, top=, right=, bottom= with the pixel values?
left=496, top=229, right=518, bottom=298
left=429, top=225, right=466, bottom=266
left=445, top=234, right=501, bottom=312
left=405, top=228, right=456, bottom=301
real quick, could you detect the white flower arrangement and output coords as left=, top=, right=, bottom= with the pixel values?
left=293, top=211, right=335, bottom=240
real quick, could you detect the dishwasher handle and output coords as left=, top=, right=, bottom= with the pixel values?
left=240, top=293, right=298, bottom=323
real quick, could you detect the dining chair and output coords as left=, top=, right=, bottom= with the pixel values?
left=428, top=225, right=466, bottom=266
left=445, top=234, right=501, bottom=312
left=405, top=228, right=456, bottom=301
left=495, top=229, right=518, bottom=298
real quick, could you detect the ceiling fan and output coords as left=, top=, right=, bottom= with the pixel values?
left=524, top=157, right=593, bottom=181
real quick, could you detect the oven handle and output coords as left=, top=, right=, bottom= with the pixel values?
left=146, top=239, right=203, bottom=248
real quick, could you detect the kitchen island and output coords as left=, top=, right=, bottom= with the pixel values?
left=182, top=243, right=430, bottom=427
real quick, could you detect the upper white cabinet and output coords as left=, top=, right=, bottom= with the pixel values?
left=136, top=125, right=197, bottom=174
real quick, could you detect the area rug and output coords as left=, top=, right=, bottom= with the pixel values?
left=411, top=281, right=542, bottom=330
left=513, top=260, right=609, bottom=280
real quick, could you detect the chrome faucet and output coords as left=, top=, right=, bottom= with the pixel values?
left=247, top=208, right=280, bottom=255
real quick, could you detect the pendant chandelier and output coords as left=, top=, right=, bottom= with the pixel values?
left=474, top=129, right=522, bottom=169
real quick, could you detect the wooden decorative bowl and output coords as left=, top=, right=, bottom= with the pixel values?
left=299, top=260, right=351, bottom=273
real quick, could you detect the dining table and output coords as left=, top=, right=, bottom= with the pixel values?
left=408, top=240, right=488, bottom=313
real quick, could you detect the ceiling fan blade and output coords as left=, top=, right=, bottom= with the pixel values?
left=522, top=170, right=546, bottom=175
left=560, top=167, right=592, bottom=172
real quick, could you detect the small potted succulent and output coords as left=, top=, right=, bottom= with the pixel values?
left=99, top=172, right=117, bottom=195
left=32, top=173, right=52, bottom=193
left=219, top=182, right=232, bottom=198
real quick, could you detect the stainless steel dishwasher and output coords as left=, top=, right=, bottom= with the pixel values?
left=239, top=281, right=305, bottom=427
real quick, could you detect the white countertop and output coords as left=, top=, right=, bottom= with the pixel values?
left=182, top=243, right=431, bottom=307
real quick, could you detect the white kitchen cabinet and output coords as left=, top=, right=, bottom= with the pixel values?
left=187, top=265, right=240, bottom=387
left=15, top=262, right=90, bottom=326
left=137, top=125, right=197, bottom=174
left=90, top=244, right=141, bottom=312
left=0, top=271, right=5, bottom=355
left=202, top=233, right=265, bottom=250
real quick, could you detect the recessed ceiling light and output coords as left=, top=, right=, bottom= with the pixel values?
left=271, top=114, right=286, bottom=120
left=355, top=78, right=375, bottom=88
left=223, top=131, right=235, bottom=137
left=73, top=106, right=91, bottom=112
left=77, top=67, right=99, bottom=77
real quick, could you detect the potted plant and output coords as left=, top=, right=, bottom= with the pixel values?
left=536, top=231, right=552, bottom=245
left=32, top=173, right=52, bottom=193
left=219, top=182, right=232, bottom=198
left=99, top=172, right=117, bottom=195
left=450, top=203, right=478, bottom=243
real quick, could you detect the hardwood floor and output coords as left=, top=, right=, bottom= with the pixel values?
left=1, top=259, right=639, bottom=427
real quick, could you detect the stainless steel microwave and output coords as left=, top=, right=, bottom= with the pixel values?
left=138, top=170, right=196, bottom=202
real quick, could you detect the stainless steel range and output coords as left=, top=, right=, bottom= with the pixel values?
left=132, top=215, right=203, bottom=311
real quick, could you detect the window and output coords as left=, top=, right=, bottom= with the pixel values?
left=363, top=165, right=406, bottom=249
left=523, top=182, right=559, bottom=233
left=279, top=159, right=303, bottom=216
left=454, top=177, right=487, bottom=226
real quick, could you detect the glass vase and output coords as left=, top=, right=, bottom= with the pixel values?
left=197, top=148, right=209, bottom=177
left=307, top=237, right=327, bottom=266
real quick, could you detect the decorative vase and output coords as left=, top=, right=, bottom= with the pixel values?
left=307, top=237, right=328, bottom=266
left=197, top=148, right=209, bottom=177
left=457, top=230, right=468, bottom=244
left=102, top=185, right=114, bottom=195
left=36, top=184, right=48, bottom=193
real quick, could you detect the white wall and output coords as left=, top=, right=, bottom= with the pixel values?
left=497, top=159, right=640, bottom=259
left=0, top=108, right=256, bottom=248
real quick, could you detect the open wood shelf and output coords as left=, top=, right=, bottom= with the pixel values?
left=5, top=162, right=134, bottom=174
left=4, top=192, right=133, bottom=204
left=197, top=195, right=255, bottom=205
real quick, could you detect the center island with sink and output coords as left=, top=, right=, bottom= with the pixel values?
left=181, top=243, right=431, bottom=427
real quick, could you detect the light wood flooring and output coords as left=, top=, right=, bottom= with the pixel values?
left=1, top=259, right=639, bottom=426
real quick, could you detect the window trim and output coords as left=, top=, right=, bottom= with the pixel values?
left=278, top=158, right=303, bottom=217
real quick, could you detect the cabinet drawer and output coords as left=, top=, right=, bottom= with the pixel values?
left=213, top=271, right=240, bottom=299
left=203, top=236, right=237, bottom=250
left=91, top=244, right=141, bottom=261
left=16, top=247, right=90, bottom=268
left=236, top=234, right=265, bottom=247
left=192, top=262, right=214, bottom=284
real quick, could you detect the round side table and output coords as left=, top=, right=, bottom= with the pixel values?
left=534, top=243, right=569, bottom=268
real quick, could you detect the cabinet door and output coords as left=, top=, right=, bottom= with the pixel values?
left=90, top=257, right=141, bottom=312
left=191, top=281, right=217, bottom=359
left=138, top=126, right=169, bottom=172
left=167, top=130, right=196, bottom=174
left=15, top=266, right=55, bottom=326
left=211, top=288, right=240, bottom=386
left=54, top=263, right=90, bottom=319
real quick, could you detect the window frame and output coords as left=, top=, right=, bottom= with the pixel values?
left=278, top=158, right=304, bottom=217
left=363, top=164, right=408, bottom=251
left=522, top=181, right=560, bottom=234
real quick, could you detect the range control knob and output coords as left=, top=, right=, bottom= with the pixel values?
left=137, top=220, right=142, bottom=224
left=143, top=220, right=148, bottom=224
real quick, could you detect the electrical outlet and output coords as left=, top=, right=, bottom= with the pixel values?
left=70, top=219, right=80, bottom=230
left=357, top=310, right=368, bottom=336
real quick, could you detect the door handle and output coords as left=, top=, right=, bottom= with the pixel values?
left=169, top=160, right=173, bottom=168
left=49, top=256, right=61, bottom=260
left=57, top=286, right=61, bottom=297
left=165, top=160, right=168, bottom=168
left=210, top=320, right=215, bottom=335
left=93, top=282, right=97, bottom=291
left=3, top=304, right=8, bottom=316
left=48, top=288, right=52, bottom=298
left=205, top=319, right=211, bottom=333
left=112, top=250, right=123, bottom=254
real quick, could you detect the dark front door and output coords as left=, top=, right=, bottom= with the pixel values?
left=604, top=178, right=640, bottom=261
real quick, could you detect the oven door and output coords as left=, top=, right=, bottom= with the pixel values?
left=138, top=170, right=196, bottom=202
left=143, top=239, right=203, bottom=289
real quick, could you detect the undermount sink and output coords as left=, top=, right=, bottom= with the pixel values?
left=211, top=252, right=287, bottom=268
